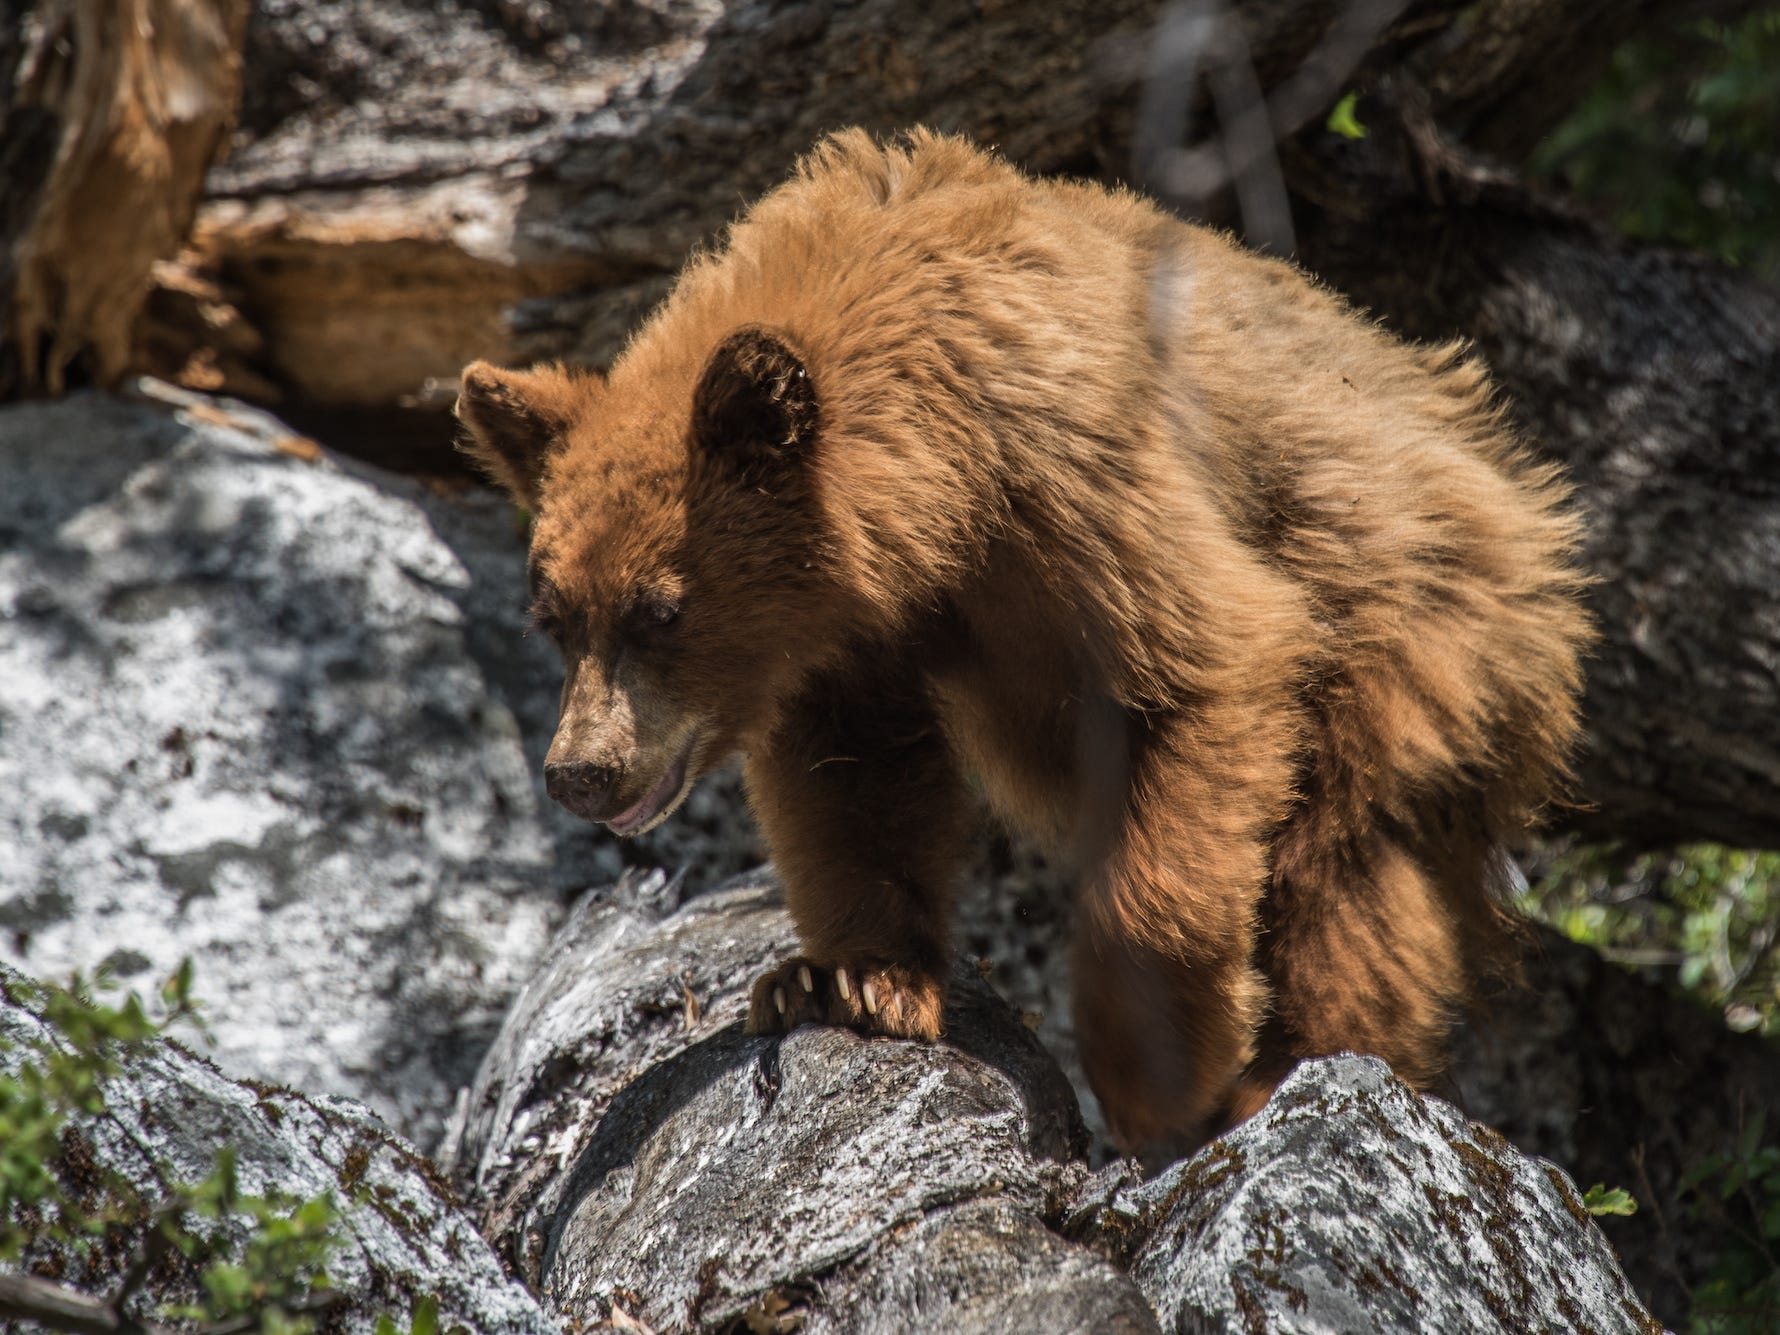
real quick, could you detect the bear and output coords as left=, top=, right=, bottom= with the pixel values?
left=454, top=128, right=1590, bottom=1149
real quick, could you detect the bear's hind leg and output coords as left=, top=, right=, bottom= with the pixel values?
left=1072, top=911, right=1266, bottom=1152
left=1223, top=810, right=1484, bottom=1127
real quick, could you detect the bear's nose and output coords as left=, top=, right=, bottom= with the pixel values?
left=545, top=760, right=621, bottom=819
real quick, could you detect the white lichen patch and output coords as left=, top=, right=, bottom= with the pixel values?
left=1126, top=1056, right=1660, bottom=1334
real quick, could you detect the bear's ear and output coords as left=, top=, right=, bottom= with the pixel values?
left=455, top=360, right=595, bottom=509
left=690, top=327, right=819, bottom=482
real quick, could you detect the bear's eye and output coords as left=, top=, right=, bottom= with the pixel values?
left=629, top=590, right=681, bottom=636
left=526, top=593, right=565, bottom=641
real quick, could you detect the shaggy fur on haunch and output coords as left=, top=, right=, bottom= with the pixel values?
left=456, top=129, right=1591, bottom=1149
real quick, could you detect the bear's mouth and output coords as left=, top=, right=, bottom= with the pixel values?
left=604, top=734, right=697, bottom=837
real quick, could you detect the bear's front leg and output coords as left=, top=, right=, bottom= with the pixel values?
left=742, top=657, right=967, bottom=1043
left=747, top=956, right=945, bottom=1040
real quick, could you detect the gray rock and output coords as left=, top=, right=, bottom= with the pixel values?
left=0, top=386, right=765, bottom=1147
left=0, top=965, right=555, bottom=1334
left=807, top=1198, right=1161, bottom=1334
left=1089, top=1055, right=1660, bottom=1335
left=0, top=389, right=561, bottom=1143
left=440, top=866, right=804, bottom=1279
left=1447, top=920, right=1780, bottom=1328
left=455, top=866, right=1155, bottom=1332
left=539, top=1015, right=1079, bottom=1330
left=461, top=869, right=1659, bottom=1331
left=961, top=834, right=1769, bottom=1328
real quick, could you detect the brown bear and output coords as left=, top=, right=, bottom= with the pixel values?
left=455, top=129, right=1589, bottom=1149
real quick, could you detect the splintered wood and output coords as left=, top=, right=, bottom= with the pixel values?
left=3, top=0, right=246, bottom=394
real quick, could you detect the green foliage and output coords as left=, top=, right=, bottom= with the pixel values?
left=163, top=1150, right=340, bottom=1330
left=1520, top=843, right=1780, bottom=1035
left=1, top=971, right=164, bottom=1261
left=0, top=967, right=341, bottom=1333
left=377, top=1292, right=462, bottom=1335
left=1325, top=91, right=1367, bottom=141
left=374, top=1292, right=470, bottom=1335
left=1524, top=849, right=1780, bottom=1329
left=1582, top=1183, right=1638, bottom=1217
left=1682, top=1110, right=1780, bottom=1333
left=1530, top=9, right=1780, bottom=279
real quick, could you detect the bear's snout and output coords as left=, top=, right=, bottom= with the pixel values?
left=545, top=758, right=622, bottom=821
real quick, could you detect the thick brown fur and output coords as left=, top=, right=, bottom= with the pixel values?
left=455, top=129, right=1591, bottom=1150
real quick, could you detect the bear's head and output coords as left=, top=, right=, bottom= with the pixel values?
left=456, top=327, right=843, bottom=835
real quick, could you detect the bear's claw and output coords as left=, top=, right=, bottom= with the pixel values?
left=746, top=956, right=944, bottom=1041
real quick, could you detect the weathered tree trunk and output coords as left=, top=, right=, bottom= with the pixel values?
left=0, top=0, right=246, bottom=395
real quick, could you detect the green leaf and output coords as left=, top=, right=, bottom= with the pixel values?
left=375, top=1316, right=401, bottom=1335
left=1763, top=1199, right=1780, bottom=1240
left=1325, top=91, right=1367, bottom=140
left=1683, top=1153, right=1729, bottom=1191
left=1741, top=1108, right=1769, bottom=1161
left=1721, top=1159, right=1747, bottom=1199
left=163, top=957, right=194, bottom=1011
left=203, top=1261, right=255, bottom=1311
left=411, top=1292, right=439, bottom=1335
left=1582, top=1183, right=1639, bottom=1216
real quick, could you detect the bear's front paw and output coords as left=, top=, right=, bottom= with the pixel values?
left=745, top=957, right=945, bottom=1042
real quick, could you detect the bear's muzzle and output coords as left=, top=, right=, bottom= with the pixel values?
left=544, top=759, right=621, bottom=822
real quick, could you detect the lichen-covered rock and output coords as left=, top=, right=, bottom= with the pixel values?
left=962, top=835, right=1766, bottom=1328
left=1091, top=1055, right=1660, bottom=1335
left=0, top=389, right=561, bottom=1142
left=1447, top=924, right=1780, bottom=1326
left=540, top=1017, right=1070, bottom=1328
left=0, top=966, right=555, bottom=1335
left=453, top=867, right=1669, bottom=1331
left=0, top=387, right=762, bottom=1147
left=452, top=866, right=1158, bottom=1332
left=439, top=867, right=803, bottom=1278
left=805, top=1197, right=1161, bottom=1334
